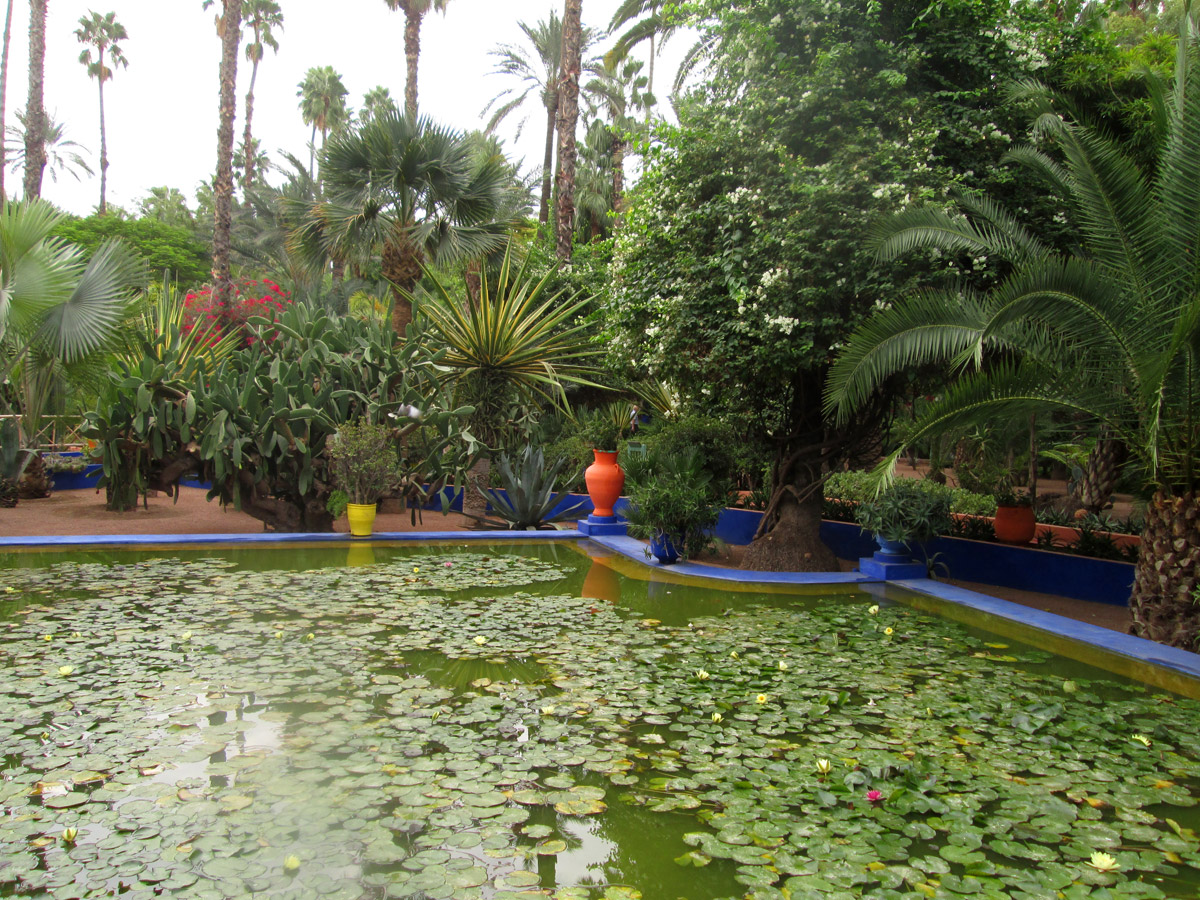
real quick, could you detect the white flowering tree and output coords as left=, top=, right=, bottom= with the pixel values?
left=605, top=0, right=1072, bottom=571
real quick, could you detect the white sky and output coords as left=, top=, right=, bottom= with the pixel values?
left=6, top=0, right=693, bottom=217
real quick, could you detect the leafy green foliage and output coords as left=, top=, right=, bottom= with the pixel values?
left=854, top=479, right=954, bottom=545
left=50, top=215, right=211, bottom=289
left=326, top=420, right=401, bottom=505
left=84, top=304, right=472, bottom=529
left=476, top=443, right=585, bottom=529
left=624, top=448, right=723, bottom=559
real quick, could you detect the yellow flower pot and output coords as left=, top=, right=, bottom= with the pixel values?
left=346, top=502, right=377, bottom=537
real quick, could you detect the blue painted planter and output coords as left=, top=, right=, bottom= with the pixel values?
left=649, top=533, right=680, bottom=565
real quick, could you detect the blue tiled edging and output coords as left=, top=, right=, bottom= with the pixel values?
left=0, top=530, right=580, bottom=548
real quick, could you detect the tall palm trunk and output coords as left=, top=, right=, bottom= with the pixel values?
left=554, top=0, right=583, bottom=261
left=23, top=0, right=47, bottom=201
left=403, top=7, right=422, bottom=116
left=242, top=55, right=261, bottom=191
left=97, top=50, right=108, bottom=214
left=611, top=133, right=626, bottom=219
left=1079, top=432, right=1121, bottom=513
left=212, top=0, right=241, bottom=308
left=1129, top=491, right=1200, bottom=650
left=538, top=93, right=557, bottom=228
left=0, top=0, right=14, bottom=203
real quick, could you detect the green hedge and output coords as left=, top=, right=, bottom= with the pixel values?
left=824, top=471, right=997, bottom=517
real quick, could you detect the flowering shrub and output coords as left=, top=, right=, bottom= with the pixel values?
left=183, top=279, right=292, bottom=347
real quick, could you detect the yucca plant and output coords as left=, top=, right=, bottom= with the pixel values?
left=826, top=14, right=1200, bottom=650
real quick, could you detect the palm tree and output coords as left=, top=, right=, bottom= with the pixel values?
left=313, top=110, right=513, bottom=336
left=240, top=0, right=283, bottom=193
left=204, top=0, right=242, bottom=308
left=1, top=0, right=16, bottom=203
left=607, top=0, right=673, bottom=108
left=5, top=110, right=93, bottom=185
left=296, top=65, right=349, bottom=177
left=382, top=0, right=452, bottom=117
left=825, top=17, right=1200, bottom=650
left=555, top=0, right=584, bottom=261
left=584, top=55, right=651, bottom=217
left=23, top=0, right=47, bottom=200
left=483, top=12, right=598, bottom=230
left=360, top=85, right=399, bottom=123
left=75, top=11, right=129, bottom=216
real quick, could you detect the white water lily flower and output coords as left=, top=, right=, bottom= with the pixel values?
left=1089, top=851, right=1119, bottom=872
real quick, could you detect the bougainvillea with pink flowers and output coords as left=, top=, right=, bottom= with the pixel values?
left=183, top=279, right=292, bottom=348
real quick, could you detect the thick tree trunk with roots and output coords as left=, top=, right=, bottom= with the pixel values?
left=212, top=0, right=242, bottom=307
left=1129, top=491, right=1200, bottom=650
left=742, top=467, right=837, bottom=572
left=23, top=0, right=47, bottom=200
left=554, top=0, right=582, bottom=261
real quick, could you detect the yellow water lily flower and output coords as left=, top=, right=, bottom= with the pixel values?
left=303, top=633, right=315, bottom=641
left=541, top=706, right=556, bottom=716
left=729, top=650, right=739, bottom=659
left=868, top=605, right=880, bottom=615
left=283, top=854, right=301, bottom=872
left=473, top=636, right=488, bottom=646
left=711, top=712, right=723, bottom=723
left=884, top=627, right=894, bottom=635
left=778, top=661, right=788, bottom=671
left=61, top=827, right=78, bottom=844
left=4, top=586, right=15, bottom=593
left=274, top=631, right=284, bottom=640
left=756, top=694, right=768, bottom=704
left=42, top=634, right=53, bottom=642
left=57, top=666, right=74, bottom=676
left=1089, top=851, right=1119, bottom=872
left=695, top=669, right=711, bottom=681
left=1132, top=733, right=1152, bottom=747
left=412, top=567, right=420, bottom=574
left=816, top=758, right=832, bottom=775
left=180, top=631, right=192, bottom=642
left=71, top=632, right=82, bottom=638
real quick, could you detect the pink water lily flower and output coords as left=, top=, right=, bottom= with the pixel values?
left=866, top=790, right=883, bottom=803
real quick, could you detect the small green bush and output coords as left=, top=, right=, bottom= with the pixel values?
left=824, top=471, right=996, bottom=516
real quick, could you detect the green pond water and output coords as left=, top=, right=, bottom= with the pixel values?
left=0, top=541, right=1198, bottom=900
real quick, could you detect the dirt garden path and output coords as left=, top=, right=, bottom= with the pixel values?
left=1, top=486, right=1132, bottom=634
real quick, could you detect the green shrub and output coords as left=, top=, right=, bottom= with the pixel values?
left=853, top=479, right=954, bottom=545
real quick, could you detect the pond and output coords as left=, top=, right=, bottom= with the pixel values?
left=1, top=542, right=1198, bottom=900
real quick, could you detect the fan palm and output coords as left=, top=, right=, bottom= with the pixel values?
left=312, top=110, right=513, bottom=336
left=825, top=16, right=1200, bottom=650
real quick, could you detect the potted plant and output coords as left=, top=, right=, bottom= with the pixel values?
left=471, top=444, right=587, bottom=530
left=993, top=485, right=1036, bottom=544
left=581, top=407, right=630, bottom=519
left=326, top=420, right=401, bottom=537
left=854, top=479, right=953, bottom=558
left=623, top=449, right=723, bottom=564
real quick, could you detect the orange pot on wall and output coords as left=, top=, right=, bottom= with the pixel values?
left=994, top=504, right=1036, bottom=544
left=584, top=450, right=624, bottom=518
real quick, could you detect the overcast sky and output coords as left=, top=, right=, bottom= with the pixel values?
left=5, top=0, right=693, bottom=217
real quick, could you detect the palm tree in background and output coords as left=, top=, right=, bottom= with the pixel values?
left=584, top=55, right=651, bottom=217
left=382, top=0, right=452, bottom=116
left=312, top=110, right=513, bottom=336
left=240, top=0, right=283, bottom=193
left=23, top=0, right=48, bottom=200
left=607, top=0, right=674, bottom=110
left=203, top=0, right=242, bottom=307
left=297, top=65, right=349, bottom=177
left=1, top=0, right=16, bottom=203
left=555, top=0, right=584, bottom=261
left=75, top=11, right=129, bottom=216
left=360, top=86, right=399, bottom=123
left=483, top=12, right=598, bottom=230
left=6, top=111, right=93, bottom=186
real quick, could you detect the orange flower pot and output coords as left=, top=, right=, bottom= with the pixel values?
left=994, top=504, right=1036, bottom=544
left=584, top=450, right=624, bottom=518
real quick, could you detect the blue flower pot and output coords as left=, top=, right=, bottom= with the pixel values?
left=650, top=533, right=680, bottom=565
left=873, top=535, right=911, bottom=562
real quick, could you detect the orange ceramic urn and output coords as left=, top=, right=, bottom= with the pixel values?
left=584, top=450, right=624, bottom=518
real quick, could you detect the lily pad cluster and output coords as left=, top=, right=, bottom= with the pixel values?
left=0, top=550, right=1198, bottom=900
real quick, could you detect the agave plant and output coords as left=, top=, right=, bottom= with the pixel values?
left=825, top=14, right=1200, bottom=649
left=473, top=443, right=585, bottom=530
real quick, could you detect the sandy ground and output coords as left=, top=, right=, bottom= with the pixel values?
left=1, top=486, right=1132, bottom=633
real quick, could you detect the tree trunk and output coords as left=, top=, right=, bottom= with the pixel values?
left=554, top=0, right=583, bottom=261
left=1079, top=433, right=1121, bottom=513
left=1129, top=491, right=1200, bottom=650
left=211, top=0, right=242, bottom=308
left=0, top=0, right=15, bottom=203
left=243, top=56, right=260, bottom=191
left=382, top=224, right=424, bottom=339
left=403, top=6, right=422, bottom=117
left=97, top=58, right=107, bottom=215
left=611, top=132, right=626, bottom=220
left=538, top=93, right=557, bottom=229
left=461, top=454, right=491, bottom=517
left=742, top=479, right=837, bottom=572
left=23, top=0, right=47, bottom=201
